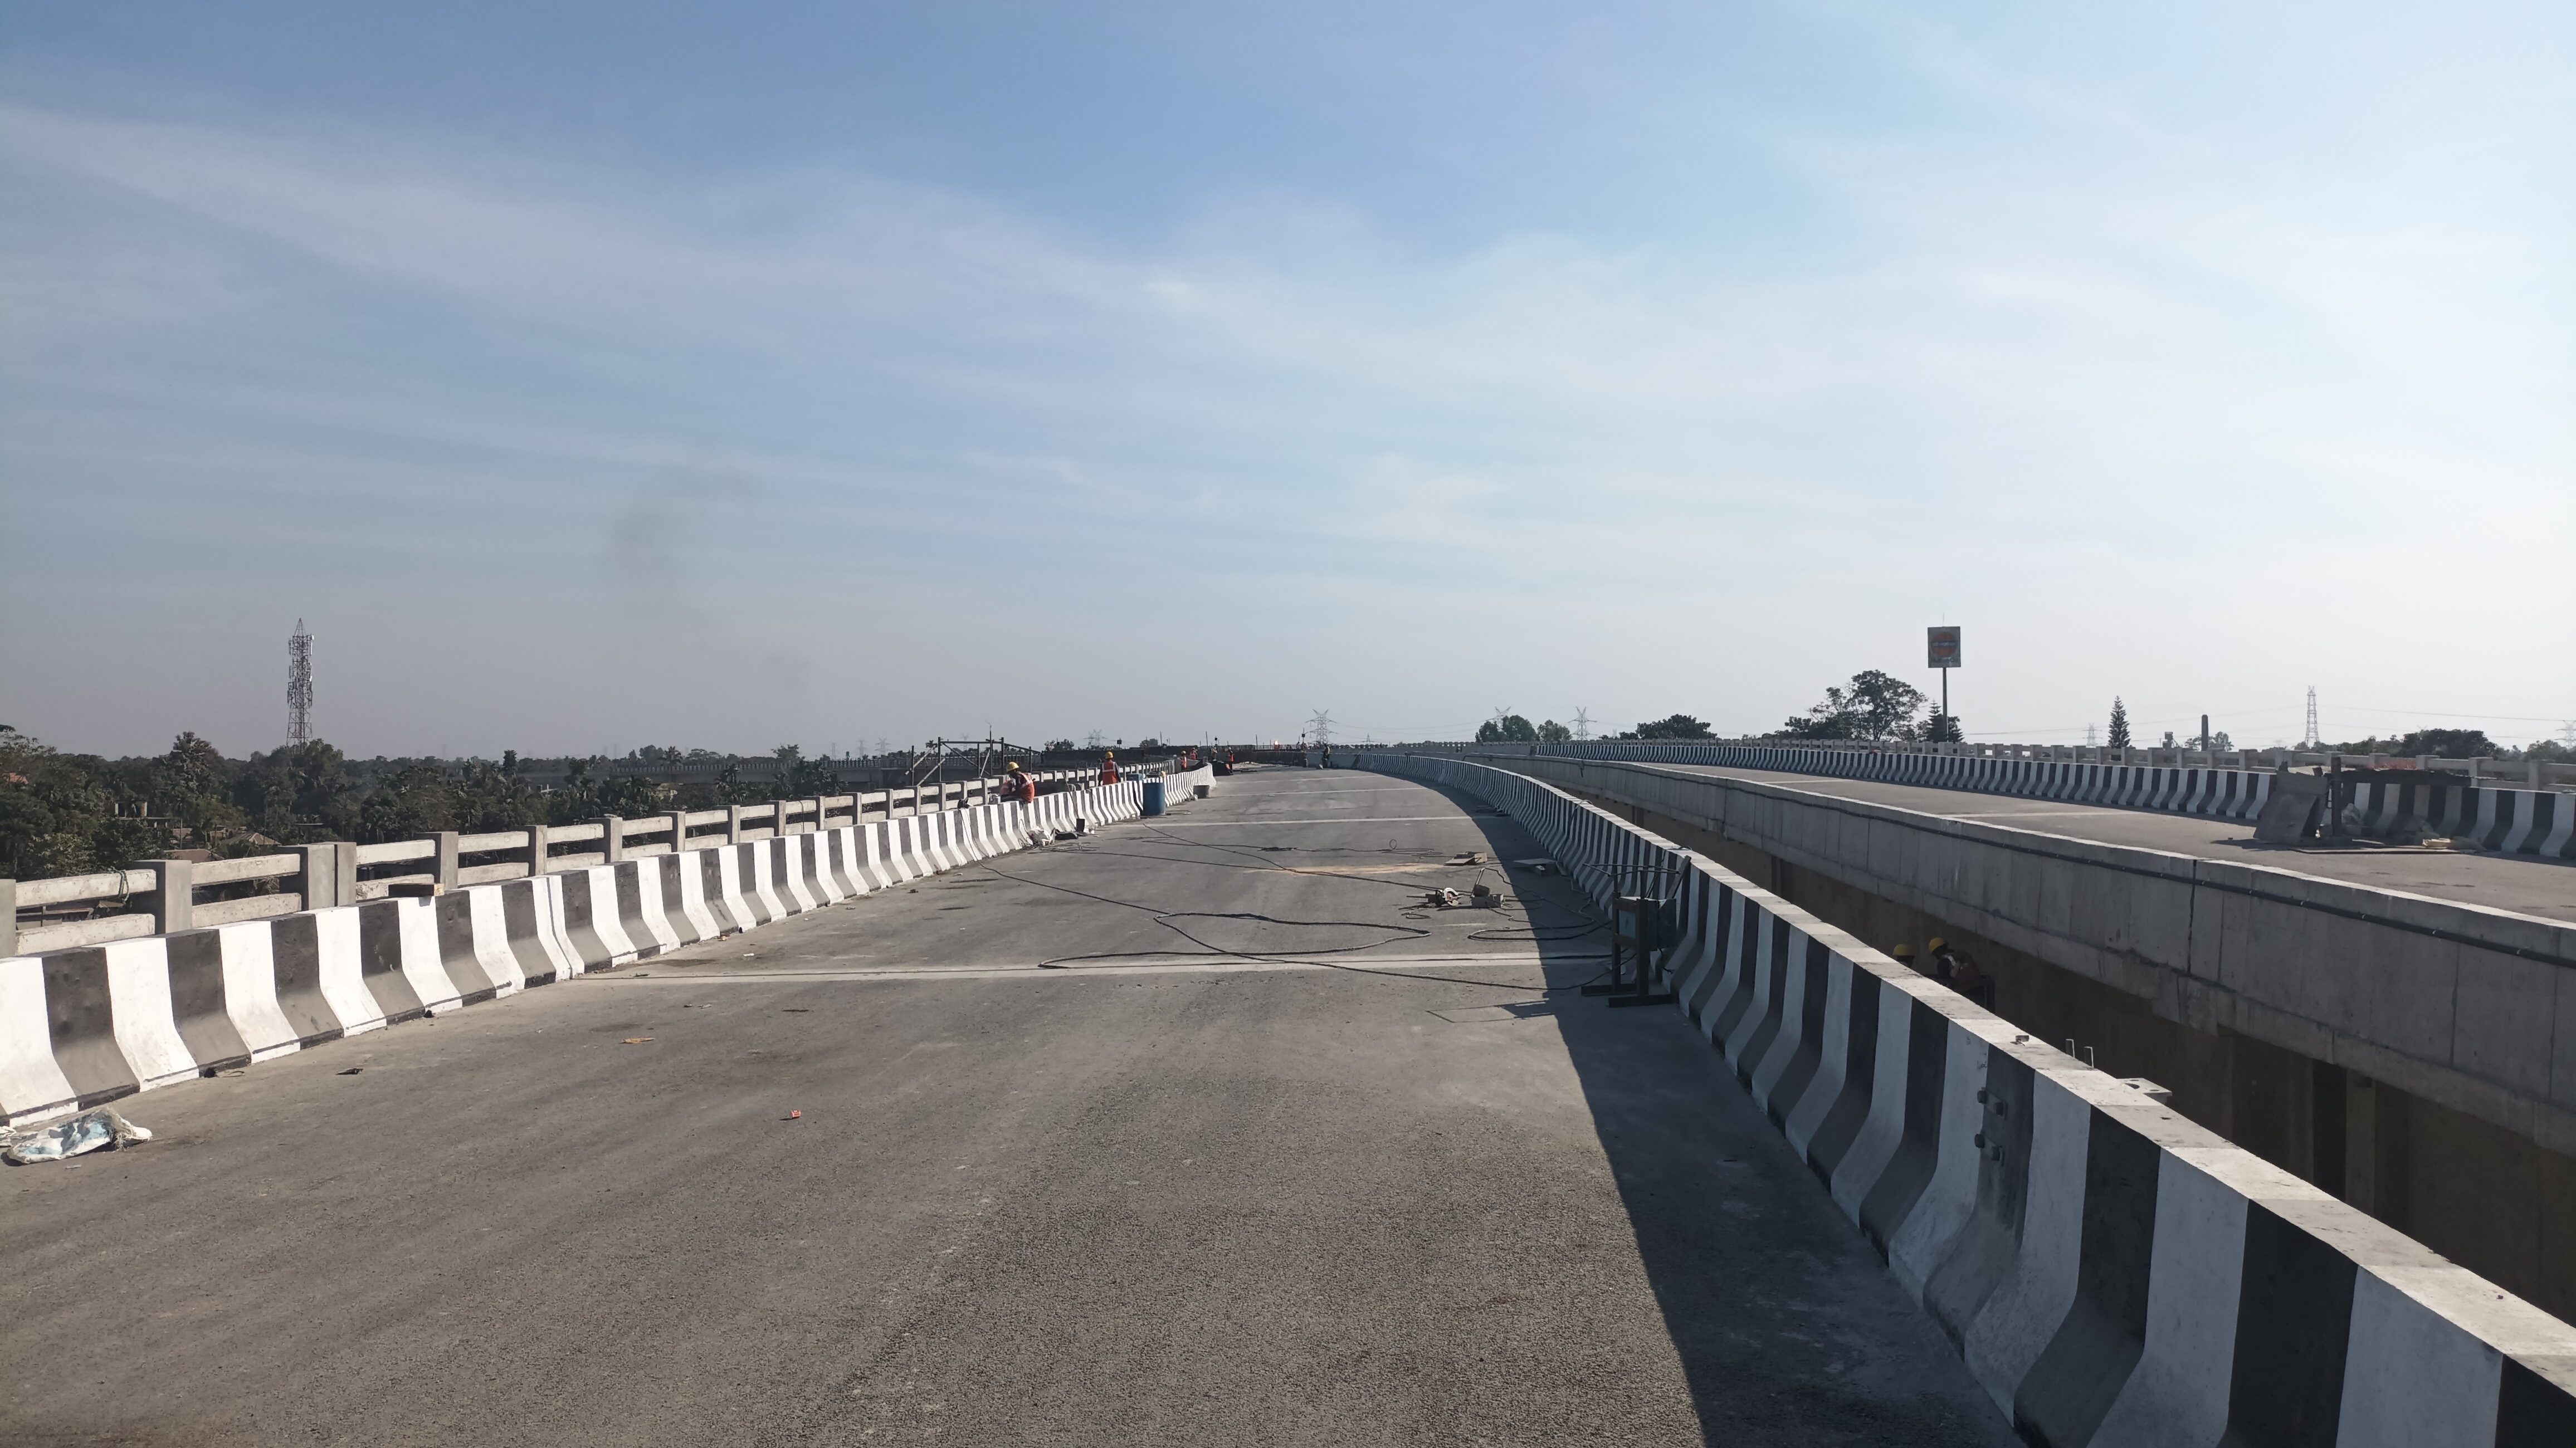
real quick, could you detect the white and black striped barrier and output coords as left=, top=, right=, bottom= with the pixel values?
left=1462, top=743, right=2576, bottom=862
left=1355, top=750, right=2576, bottom=1447
left=0, top=768, right=1212, bottom=1126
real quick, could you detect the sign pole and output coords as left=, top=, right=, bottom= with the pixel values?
left=1925, top=626, right=1962, bottom=741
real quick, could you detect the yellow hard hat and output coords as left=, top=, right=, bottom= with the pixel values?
left=1006, top=761, right=1021, bottom=770
left=1928, top=937, right=1947, bottom=952
left=1105, top=750, right=1115, bottom=758
left=1891, top=943, right=1916, bottom=957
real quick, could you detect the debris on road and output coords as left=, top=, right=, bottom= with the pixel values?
left=1509, top=858, right=1563, bottom=875
left=621, top=1037, right=655, bottom=1045
left=3, top=1107, right=153, bottom=1165
left=337, top=1067, right=364, bottom=1075
left=1445, top=852, right=1486, bottom=867
left=786, top=1111, right=803, bottom=1120
left=1422, top=887, right=1463, bottom=908
left=1470, top=883, right=1500, bottom=907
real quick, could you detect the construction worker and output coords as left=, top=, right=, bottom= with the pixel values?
left=1100, top=751, right=1119, bottom=784
left=1007, top=761, right=1037, bottom=804
left=1890, top=943, right=1929, bottom=977
left=1929, top=937, right=1993, bottom=1007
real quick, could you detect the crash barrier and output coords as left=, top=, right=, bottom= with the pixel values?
left=1436, top=742, right=2576, bottom=862
left=0, top=767, right=1214, bottom=1126
left=1354, top=750, right=2576, bottom=1447
left=0, top=763, right=1204, bottom=958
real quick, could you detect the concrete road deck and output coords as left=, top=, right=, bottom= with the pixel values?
left=3, top=768, right=2011, bottom=1448
left=1655, top=762, right=2576, bottom=923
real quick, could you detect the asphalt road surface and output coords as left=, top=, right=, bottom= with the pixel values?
left=1653, top=761, right=2576, bottom=923
left=6, top=768, right=2013, bottom=1447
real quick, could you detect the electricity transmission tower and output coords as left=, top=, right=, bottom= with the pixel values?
left=287, top=621, right=314, bottom=747
left=2085, top=723, right=2099, bottom=747
left=1572, top=707, right=1593, bottom=741
left=1306, top=710, right=1334, bottom=746
left=2304, top=687, right=2321, bottom=749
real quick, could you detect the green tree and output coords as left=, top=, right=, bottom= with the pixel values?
left=0, top=726, right=165, bottom=877
left=2393, top=728, right=2495, bottom=759
left=1775, top=672, right=1926, bottom=742
left=1476, top=715, right=1540, bottom=743
left=1537, top=720, right=1573, bottom=743
left=153, top=731, right=243, bottom=841
left=234, top=740, right=362, bottom=842
left=359, top=764, right=458, bottom=843
left=2107, top=698, right=2132, bottom=749
left=1626, top=713, right=1714, bottom=741
left=1924, top=713, right=1964, bottom=743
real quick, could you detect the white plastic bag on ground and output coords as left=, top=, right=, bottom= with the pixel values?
left=2, top=1106, right=153, bottom=1165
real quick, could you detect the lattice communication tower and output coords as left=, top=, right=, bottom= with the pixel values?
left=287, top=620, right=315, bottom=747
left=2304, top=686, right=2320, bottom=749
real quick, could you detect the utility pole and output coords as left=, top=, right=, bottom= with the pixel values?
left=287, top=621, right=314, bottom=747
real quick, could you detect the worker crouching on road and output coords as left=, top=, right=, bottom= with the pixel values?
left=1100, top=751, right=1119, bottom=784
left=1007, top=761, right=1037, bottom=804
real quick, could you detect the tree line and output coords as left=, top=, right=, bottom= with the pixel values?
left=1478, top=671, right=1959, bottom=747
left=1487, top=685, right=2566, bottom=760
left=0, top=728, right=860, bottom=882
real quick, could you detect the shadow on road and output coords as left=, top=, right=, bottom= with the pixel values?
left=1396, top=774, right=2011, bottom=1448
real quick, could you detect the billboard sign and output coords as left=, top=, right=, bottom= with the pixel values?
left=1927, top=626, right=1962, bottom=669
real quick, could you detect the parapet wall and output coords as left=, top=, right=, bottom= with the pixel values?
left=1357, top=750, right=2576, bottom=1447
left=0, top=768, right=1212, bottom=1126
left=1411, top=749, right=2576, bottom=1170
left=1426, top=741, right=2576, bottom=860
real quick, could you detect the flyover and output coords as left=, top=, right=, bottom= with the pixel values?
left=1389, top=742, right=2576, bottom=1333
left=1621, top=757, right=2574, bottom=921
left=2, top=767, right=2015, bottom=1446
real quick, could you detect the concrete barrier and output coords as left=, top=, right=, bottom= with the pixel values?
left=656, top=851, right=723, bottom=948
left=432, top=888, right=515, bottom=1003
left=1452, top=741, right=2576, bottom=862
left=1355, top=750, right=2576, bottom=1446
left=1, top=766, right=1215, bottom=1127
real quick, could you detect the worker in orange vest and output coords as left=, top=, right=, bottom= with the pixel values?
left=1100, top=751, right=1120, bottom=784
left=1007, top=761, right=1037, bottom=804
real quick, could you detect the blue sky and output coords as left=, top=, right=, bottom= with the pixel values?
left=3, top=1, right=2569, bottom=757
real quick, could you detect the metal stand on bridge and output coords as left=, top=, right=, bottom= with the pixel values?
left=1581, top=863, right=1685, bottom=1008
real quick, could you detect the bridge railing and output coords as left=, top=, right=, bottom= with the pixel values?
left=0, top=761, right=1196, bottom=957
left=1421, top=737, right=2576, bottom=788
